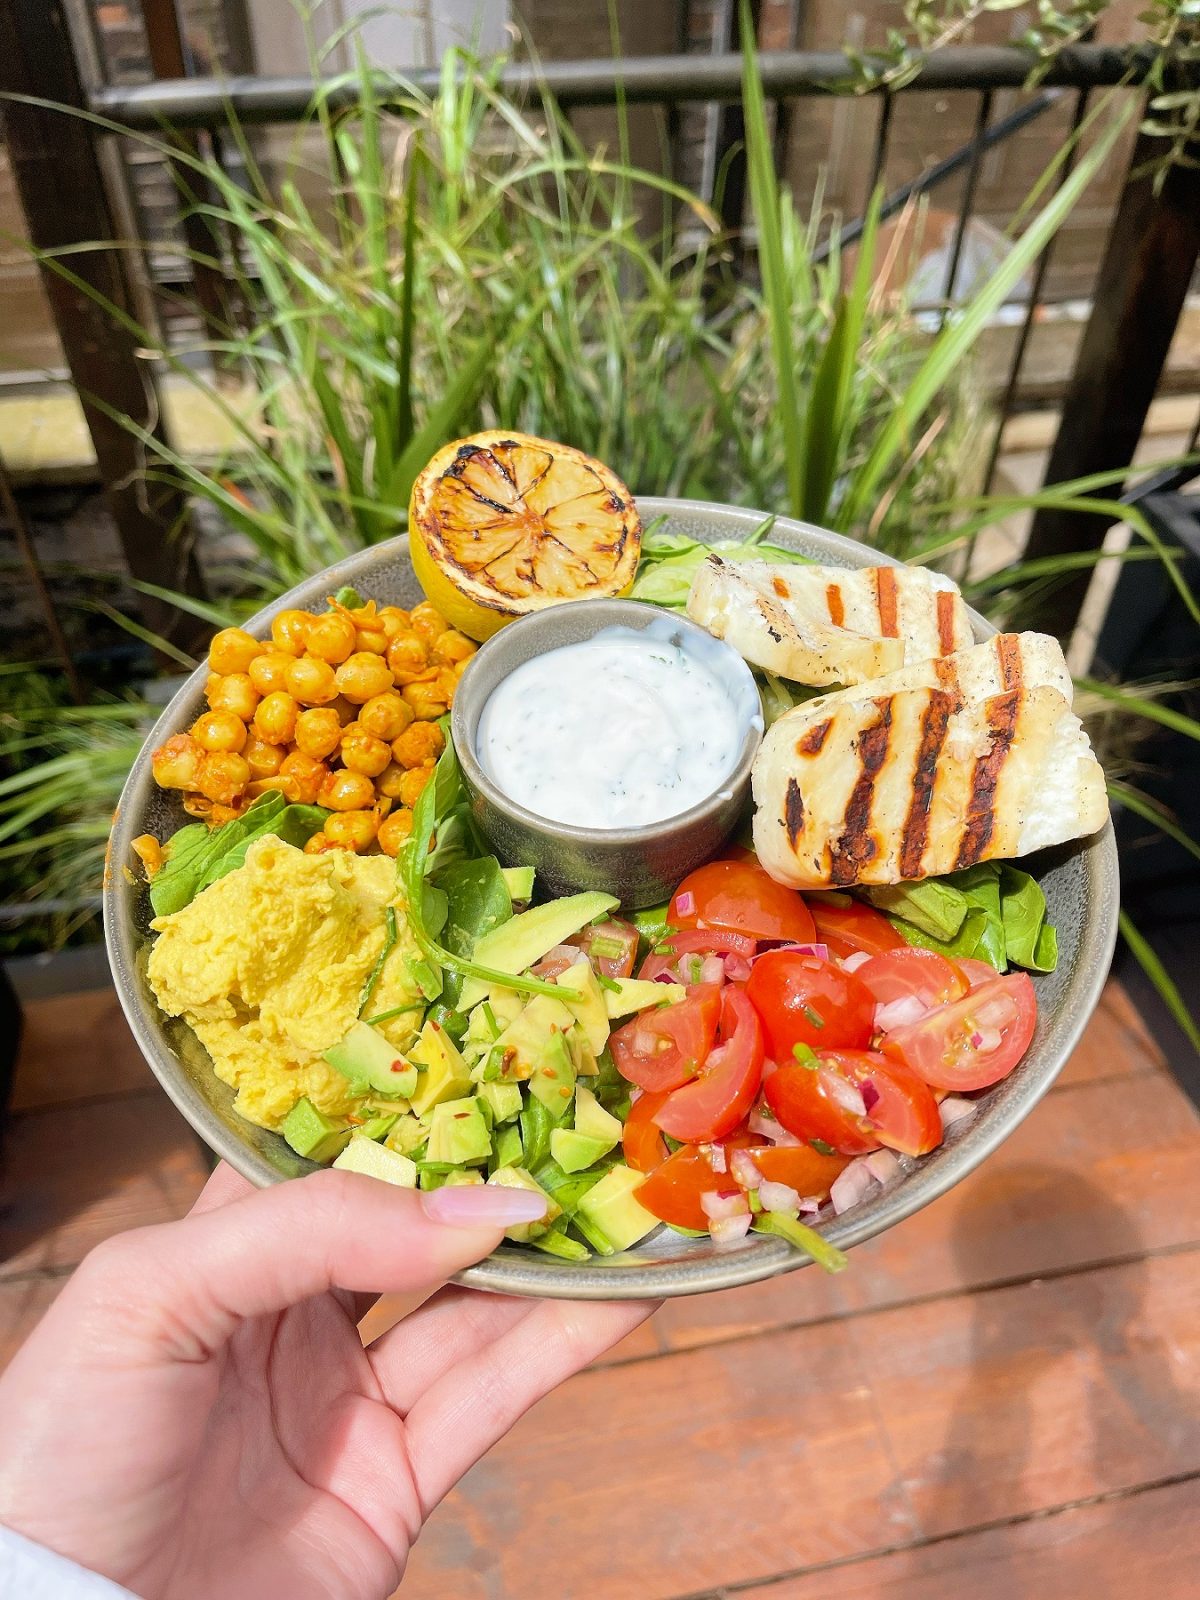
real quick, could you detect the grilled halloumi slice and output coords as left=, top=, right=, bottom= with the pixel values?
left=752, top=681, right=1108, bottom=889
left=799, top=631, right=1074, bottom=716
left=687, top=555, right=973, bottom=686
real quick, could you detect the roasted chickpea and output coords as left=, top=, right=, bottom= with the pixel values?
left=401, top=681, right=449, bottom=721
left=375, top=760, right=408, bottom=800
left=253, top=690, right=299, bottom=745
left=334, top=651, right=393, bottom=704
left=329, top=694, right=357, bottom=727
left=377, top=808, right=414, bottom=856
left=242, top=735, right=287, bottom=779
left=271, top=608, right=312, bottom=656
left=355, top=625, right=389, bottom=654
left=293, top=706, right=343, bottom=761
left=206, top=801, right=247, bottom=827
left=208, top=626, right=261, bottom=675
left=197, top=751, right=251, bottom=806
left=385, top=634, right=428, bottom=684
left=279, top=750, right=328, bottom=805
left=318, top=768, right=376, bottom=812
left=208, top=672, right=260, bottom=722
left=248, top=651, right=294, bottom=696
left=409, top=601, right=449, bottom=643
left=152, top=733, right=204, bottom=791
left=434, top=667, right=460, bottom=702
left=398, top=764, right=433, bottom=808
left=340, top=726, right=392, bottom=777
left=392, top=720, right=445, bottom=768
left=192, top=710, right=248, bottom=754
left=247, top=776, right=295, bottom=801
left=305, top=612, right=357, bottom=665
left=285, top=655, right=338, bottom=707
left=377, top=606, right=410, bottom=641
left=323, top=809, right=379, bottom=852
left=432, top=630, right=475, bottom=666
left=182, top=794, right=214, bottom=819
left=358, top=691, right=412, bottom=742
left=303, top=830, right=333, bottom=855
left=453, top=657, right=472, bottom=681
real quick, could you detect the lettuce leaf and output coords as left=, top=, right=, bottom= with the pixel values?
left=864, top=862, right=1057, bottom=974
left=149, top=792, right=326, bottom=917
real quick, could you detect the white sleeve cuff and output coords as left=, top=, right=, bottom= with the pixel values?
left=0, top=1522, right=137, bottom=1597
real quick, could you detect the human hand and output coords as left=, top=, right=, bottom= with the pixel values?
left=0, top=1163, right=655, bottom=1599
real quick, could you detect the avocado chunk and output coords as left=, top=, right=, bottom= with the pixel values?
left=492, top=1121, right=523, bottom=1170
left=549, top=1128, right=613, bottom=1174
left=553, top=957, right=610, bottom=1055
left=408, top=1018, right=473, bottom=1117
left=573, top=1085, right=623, bottom=1148
left=384, top=1112, right=427, bottom=1156
left=500, top=865, right=535, bottom=902
left=570, top=1032, right=600, bottom=1077
left=486, top=1166, right=559, bottom=1241
left=442, top=1169, right=484, bottom=1186
left=333, top=1135, right=418, bottom=1187
left=357, top=1112, right=399, bottom=1142
left=477, top=1079, right=522, bottom=1123
left=528, top=1028, right=577, bottom=1121
left=605, top=978, right=686, bottom=1019
left=575, top=1163, right=659, bottom=1253
left=425, top=1097, right=493, bottom=1166
left=460, top=890, right=619, bottom=1008
left=323, top=1021, right=417, bottom=1099
left=282, top=1098, right=352, bottom=1163
left=493, top=995, right=576, bottom=1081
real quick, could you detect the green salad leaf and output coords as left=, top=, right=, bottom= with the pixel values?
left=630, top=515, right=814, bottom=611
left=437, top=857, right=513, bottom=1007
left=865, top=861, right=1057, bottom=974
left=149, top=792, right=327, bottom=917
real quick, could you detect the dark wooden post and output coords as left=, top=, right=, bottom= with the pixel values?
left=1022, top=127, right=1200, bottom=639
left=0, top=0, right=206, bottom=644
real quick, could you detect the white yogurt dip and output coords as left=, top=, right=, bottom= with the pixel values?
left=475, top=618, right=760, bottom=830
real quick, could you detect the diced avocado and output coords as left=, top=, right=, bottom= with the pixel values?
left=528, top=1028, right=577, bottom=1120
left=553, top=958, right=610, bottom=1055
left=323, top=1021, right=418, bottom=1099
left=408, top=1018, right=473, bottom=1117
left=477, top=1080, right=522, bottom=1123
left=500, top=865, right=535, bottom=902
left=485, top=989, right=525, bottom=1028
left=605, top=978, right=686, bottom=1019
left=569, top=1032, right=600, bottom=1077
left=576, top=1163, right=659, bottom=1253
left=385, top=1112, right=427, bottom=1156
left=443, top=1169, right=484, bottom=1186
left=486, top=1166, right=560, bottom=1242
left=492, top=1121, right=523, bottom=1170
left=333, top=1135, right=417, bottom=1187
left=549, top=1128, right=613, bottom=1174
left=573, top=1084, right=623, bottom=1148
left=358, top=1112, right=399, bottom=1142
left=493, top=995, right=576, bottom=1082
left=460, top=890, right=619, bottom=1008
left=282, top=1098, right=352, bottom=1163
left=426, top=1097, right=493, bottom=1166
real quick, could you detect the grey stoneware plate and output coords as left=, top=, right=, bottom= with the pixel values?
left=104, top=498, right=1119, bottom=1301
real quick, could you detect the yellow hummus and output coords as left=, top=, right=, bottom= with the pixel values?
left=147, top=834, right=423, bottom=1130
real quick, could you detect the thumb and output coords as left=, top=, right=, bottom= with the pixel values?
left=75, top=1171, right=544, bottom=1361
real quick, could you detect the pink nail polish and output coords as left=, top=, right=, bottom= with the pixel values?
left=421, top=1183, right=548, bottom=1227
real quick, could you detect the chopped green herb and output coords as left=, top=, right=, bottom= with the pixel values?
left=480, top=1000, right=500, bottom=1039
left=361, top=1001, right=425, bottom=1026
left=802, top=1004, right=825, bottom=1029
left=590, top=935, right=624, bottom=960
left=358, top=906, right=398, bottom=1017
left=594, top=972, right=621, bottom=994
left=752, top=1213, right=848, bottom=1273
left=793, top=1042, right=818, bottom=1068
left=809, top=1137, right=836, bottom=1156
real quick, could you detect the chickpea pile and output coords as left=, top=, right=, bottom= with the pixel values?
left=151, top=598, right=476, bottom=858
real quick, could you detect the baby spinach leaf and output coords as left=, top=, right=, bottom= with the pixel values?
left=149, top=792, right=326, bottom=917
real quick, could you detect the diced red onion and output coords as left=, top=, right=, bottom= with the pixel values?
left=674, top=890, right=695, bottom=917
left=761, top=1056, right=779, bottom=1080
left=748, top=1107, right=802, bottom=1146
left=874, top=994, right=928, bottom=1031
left=830, top=1159, right=876, bottom=1215
left=861, top=1079, right=881, bottom=1115
left=708, top=1142, right=727, bottom=1174
left=864, top=1149, right=900, bottom=1184
left=629, top=1086, right=643, bottom=1104
left=724, top=954, right=753, bottom=982
left=975, top=995, right=1017, bottom=1029
left=709, top=1211, right=753, bottom=1244
left=824, top=1071, right=868, bottom=1120
left=973, top=1026, right=1003, bottom=1052
left=730, top=1148, right=762, bottom=1190
left=759, top=1179, right=801, bottom=1214
left=700, top=954, right=727, bottom=986
left=751, top=941, right=830, bottom=965
left=797, top=1194, right=822, bottom=1214
left=841, top=950, right=871, bottom=973
left=652, top=969, right=678, bottom=985
left=700, top=1189, right=749, bottom=1221
left=939, top=1095, right=977, bottom=1128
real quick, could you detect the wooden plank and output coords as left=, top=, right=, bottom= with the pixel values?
left=11, top=989, right=155, bottom=1112
left=657, top=1070, right=1200, bottom=1351
left=401, top=1318, right=911, bottom=1600
left=0, top=1274, right=63, bottom=1375
left=1054, top=979, right=1165, bottom=1088
left=0, top=1096, right=209, bottom=1277
left=730, top=1476, right=1200, bottom=1600
left=855, top=1250, right=1200, bottom=1539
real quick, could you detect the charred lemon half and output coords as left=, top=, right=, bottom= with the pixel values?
left=409, top=431, right=642, bottom=641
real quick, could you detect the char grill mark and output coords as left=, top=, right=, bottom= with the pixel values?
left=829, top=698, right=893, bottom=885
left=899, top=689, right=956, bottom=880
left=955, top=688, right=1022, bottom=868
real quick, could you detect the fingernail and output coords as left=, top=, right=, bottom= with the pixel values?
left=421, top=1184, right=548, bottom=1228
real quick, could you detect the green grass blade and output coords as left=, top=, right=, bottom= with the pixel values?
left=1108, top=779, right=1200, bottom=864
left=1075, top=677, right=1200, bottom=742
left=1119, top=909, right=1200, bottom=1054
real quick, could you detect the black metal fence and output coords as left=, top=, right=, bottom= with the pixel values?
left=2, top=0, right=1198, bottom=646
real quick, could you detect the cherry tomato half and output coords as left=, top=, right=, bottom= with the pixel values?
left=855, top=948, right=967, bottom=1011
left=744, top=1142, right=851, bottom=1198
left=883, top=973, right=1037, bottom=1091
left=746, top=949, right=875, bottom=1054
left=765, top=1048, right=942, bottom=1157
left=652, top=985, right=765, bottom=1143
left=639, top=927, right=755, bottom=984
left=955, top=957, right=1004, bottom=990
left=670, top=859, right=816, bottom=945
left=610, top=985, right=722, bottom=1093
left=621, top=1089, right=671, bottom=1173
left=567, top=917, right=639, bottom=979
left=808, top=898, right=906, bottom=960
left=635, top=1138, right=752, bottom=1231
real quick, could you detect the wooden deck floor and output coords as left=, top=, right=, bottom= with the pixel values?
left=2, top=980, right=1198, bottom=1599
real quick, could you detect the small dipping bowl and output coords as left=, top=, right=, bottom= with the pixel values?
left=451, top=598, right=764, bottom=907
